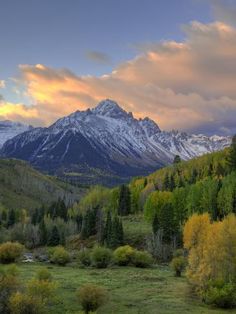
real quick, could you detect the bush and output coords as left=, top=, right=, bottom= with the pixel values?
left=50, top=246, right=70, bottom=266
left=113, top=245, right=135, bottom=266
left=131, top=250, right=153, bottom=268
left=91, top=246, right=112, bottom=268
left=36, top=268, right=52, bottom=281
left=0, top=265, right=19, bottom=314
left=203, top=281, right=236, bottom=308
left=9, top=292, right=44, bottom=314
left=76, top=283, right=107, bottom=314
left=0, top=242, right=24, bottom=264
left=170, top=256, right=186, bottom=277
left=77, top=249, right=91, bottom=267
left=173, top=249, right=184, bottom=258
left=27, top=278, right=57, bottom=305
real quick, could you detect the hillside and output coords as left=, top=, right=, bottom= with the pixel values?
left=0, top=158, right=86, bottom=210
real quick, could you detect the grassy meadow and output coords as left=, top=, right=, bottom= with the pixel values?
left=14, top=263, right=236, bottom=314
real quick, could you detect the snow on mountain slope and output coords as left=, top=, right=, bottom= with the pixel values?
left=0, top=100, right=231, bottom=183
left=0, top=120, right=33, bottom=148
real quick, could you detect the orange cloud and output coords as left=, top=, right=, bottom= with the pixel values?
left=1, top=21, right=236, bottom=134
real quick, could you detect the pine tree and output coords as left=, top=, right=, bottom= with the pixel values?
left=47, top=225, right=60, bottom=246
left=189, top=168, right=198, bottom=184
left=31, top=208, right=39, bottom=225
left=173, top=155, right=181, bottom=164
left=103, top=210, right=112, bottom=246
left=159, top=202, right=177, bottom=244
left=58, top=199, right=68, bottom=221
left=152, top=213, right=159, bottom=235
left=118, top=185, right=131, bottom=216
left=39, top=219, right=47, bottom=246
left=169, top=174, right=175, bottom=191
left=163, top=173, right=170, bottom=191
left=227, top=135, right=236, bottom=172
left=110, top=216, right=124, bottom=248
left=81, top=209, right=97, bottom=239
left=7, top=209, right=16, bottom=227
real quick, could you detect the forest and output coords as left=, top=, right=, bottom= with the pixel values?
left=0, top=136, right=235, bottom=313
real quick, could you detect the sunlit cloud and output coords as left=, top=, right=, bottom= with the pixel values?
left=0, top=81, right=5, bottom=89
left=1, top=20, right=236, bottom=135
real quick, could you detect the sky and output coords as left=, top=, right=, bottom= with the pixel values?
left=0, top=0, right=236, bottom=135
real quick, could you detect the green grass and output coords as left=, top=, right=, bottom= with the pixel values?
left=13, top=263, right=236, bottom=314
left=123, top=215, right=152, bottom=248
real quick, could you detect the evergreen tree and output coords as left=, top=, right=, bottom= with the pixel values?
left=169, top=174, right=175, bottom=191
left=96, top=209, right=104, bottom=245
left=1, top=210, right=7, bottom=223
left=152, top=213, right=159, bottom=235
left=7, top=209, right=16, bottom=227
left=58, top=199, right=68, bottom=221
left=31, top=208, right=39, bottom=225
left=118, top=185, right=131, bottom=216
left=173, top=155, right=181, bottom=164
left=163, top=173, right=170, bottom=191
left=47, top=225, right=60, bottom=246
left=189, top=168, right=198, bottom=184
left=227, top=135, right=236, bottom=172
left=159, top=202, right=177, bottom=244
left=103, top=210, right=112, bottom=246
left=81, top=209, right=97, bottom=239
left=75, top=214, right=83, bottom=233
left=39, top=219, right=47, bottom=246
left=110, top=216, right=124, bottom=248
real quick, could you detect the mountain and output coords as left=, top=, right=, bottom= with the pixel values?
left=0, top=159, right=86, bottom=210
left=0, top=120, right=32, bottom=148
left=0, top=99, right=231, bottom=185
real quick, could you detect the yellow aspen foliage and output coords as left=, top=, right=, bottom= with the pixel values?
left=183, top=213, right=211, bottom=287
left=184, top=213, right=236, bottom=292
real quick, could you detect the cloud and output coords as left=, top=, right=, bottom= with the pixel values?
left=211, top=0, right=236, bottom=26
left=1, top=21, right=236, bottom=135
left=0, top=81, right=5, bottom=88
left=85, top=51, right=111, bottom=64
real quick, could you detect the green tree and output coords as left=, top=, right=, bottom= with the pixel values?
left=7, top=209, right=16, bottom=228
left=118, top=185, right=131, bottom=216
left=173, top=155, right=181, bottom=164
left=152, top=213, right=159, bottom=235
left=103, top=210, right=112, bottom=247
left=227, top=135, right=236, bottom=172
left=47, top=226, right=60, bottom=246
left=163, top=173, right=170, bottom=191
left=39, top=219, right=47, bottom=246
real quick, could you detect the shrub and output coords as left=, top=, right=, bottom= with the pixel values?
left=173, top=249, right=184, bottom=258
left=170, top=256, right=186, bottom=277
left=50, top=246, right=70, bottom=266
left=113, top=245, right=135, bottom=266
left=131, top=250, right=153, bottom=268
left=91, top=246, right=112, bottom=268
left=0, top=265, right=19, bottom=314
left=9, top=292, right=44, bottom=314
left=76, top=283, right=107, bottom=314
left=77, top=249, right=91, bottom=267
left=203, top=281, right=236, bottom=308
left=27, top=278, right=57, bottom=305
left=0, top=242, right=24, bottom=264
left=36, top=268, right=52, bottom=281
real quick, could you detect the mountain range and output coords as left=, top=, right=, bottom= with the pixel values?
left=0, top=120, right=32, bottom=148
left=0, top=99, right=231, bottom=185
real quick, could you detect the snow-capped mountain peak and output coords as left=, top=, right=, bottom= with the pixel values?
left=0, top=100, right=231, bottom=185
left=0, top=120, right=33, bottom=148
left=92, top=99, right=129, bottom=119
